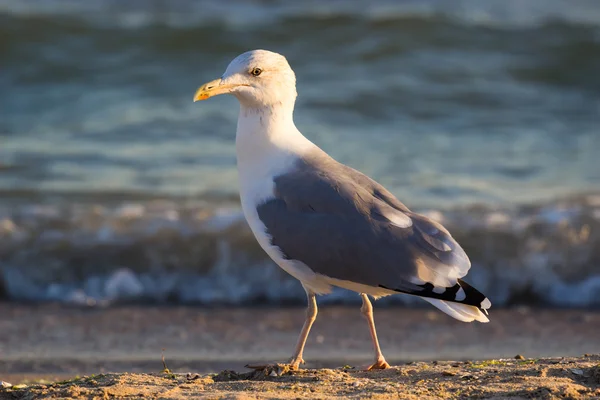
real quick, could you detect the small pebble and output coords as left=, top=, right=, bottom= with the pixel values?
left=0, top=381, right=12, bottom=388
left=570, top=369, right=584, bottom=376
left=515, top=354, right=525, bottom=360
left=186, top=373, right=201, bottom=381
left=382, top=384, right=394, bottom=392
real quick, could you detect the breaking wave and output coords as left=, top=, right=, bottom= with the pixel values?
left=1, top=193, right=599, bottom=307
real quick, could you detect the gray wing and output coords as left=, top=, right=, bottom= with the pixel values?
left=257, top=153, right=485, bottom=306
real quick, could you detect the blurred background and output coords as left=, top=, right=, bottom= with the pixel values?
left=1, top=0, right=599, bottom=310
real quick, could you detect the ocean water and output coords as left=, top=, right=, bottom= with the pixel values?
left=1, top=0, right=599, bottom=306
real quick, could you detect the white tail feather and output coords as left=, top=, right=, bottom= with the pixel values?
left=422, top=298, right=489, bottom=323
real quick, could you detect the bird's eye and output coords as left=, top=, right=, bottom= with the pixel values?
left=250, top=67, right=262, bottom=77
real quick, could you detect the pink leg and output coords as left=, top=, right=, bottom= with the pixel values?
left=360, top=293, right=390, bottom=370
left=288, top=288, right=318, bottom=369
left=246, top=288, right=317, bottom=371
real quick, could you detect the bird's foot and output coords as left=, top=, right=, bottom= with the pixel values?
left=288, top=356, right=305, bottom=371
left=362, top=357, right=391, bottom=371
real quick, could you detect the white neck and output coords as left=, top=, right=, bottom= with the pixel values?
left=235, top=104, right=314, bottom=182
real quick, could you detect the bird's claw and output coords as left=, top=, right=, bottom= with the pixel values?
left=363, top=358, right=391, bottom=370
left=288, top=356, right=305, bottom=368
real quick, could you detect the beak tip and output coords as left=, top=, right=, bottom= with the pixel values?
left=193, top=78, right=223, bottom=103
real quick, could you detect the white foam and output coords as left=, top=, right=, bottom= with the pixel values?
left=105, top=269, right=144, bottom=299
left=0, top=196, right=598, bottom=307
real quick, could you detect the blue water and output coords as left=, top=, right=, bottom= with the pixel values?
left=1, top=0, right=599, bottom=305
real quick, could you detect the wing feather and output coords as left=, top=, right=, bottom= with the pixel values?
left=257, top=154, right=486, bottom=308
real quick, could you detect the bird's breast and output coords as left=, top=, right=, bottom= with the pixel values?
left=235, top=142, right=294, bottom=257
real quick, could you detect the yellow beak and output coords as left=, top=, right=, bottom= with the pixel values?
left=193, top=78, right=240, bottom=102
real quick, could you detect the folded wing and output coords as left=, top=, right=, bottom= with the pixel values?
left=256, top=153, right=490, bottom=313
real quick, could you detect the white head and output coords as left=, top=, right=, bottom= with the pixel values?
left=193, top=50, right=297, bottom=109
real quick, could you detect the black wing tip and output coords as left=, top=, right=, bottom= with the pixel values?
left=380, top=279, right=491, bottom=309
left=456, top=279, right=491, bottom=308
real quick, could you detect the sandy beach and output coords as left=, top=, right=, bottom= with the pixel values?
left=1, top=304, right=599, bottom=398
left=2, top=356, right=599, bottom=399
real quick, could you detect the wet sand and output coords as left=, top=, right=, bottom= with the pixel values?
left=0, top=304, right=599, bottom=397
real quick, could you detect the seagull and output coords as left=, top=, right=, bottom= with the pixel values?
left=193, top=49, right=491, bottom=371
